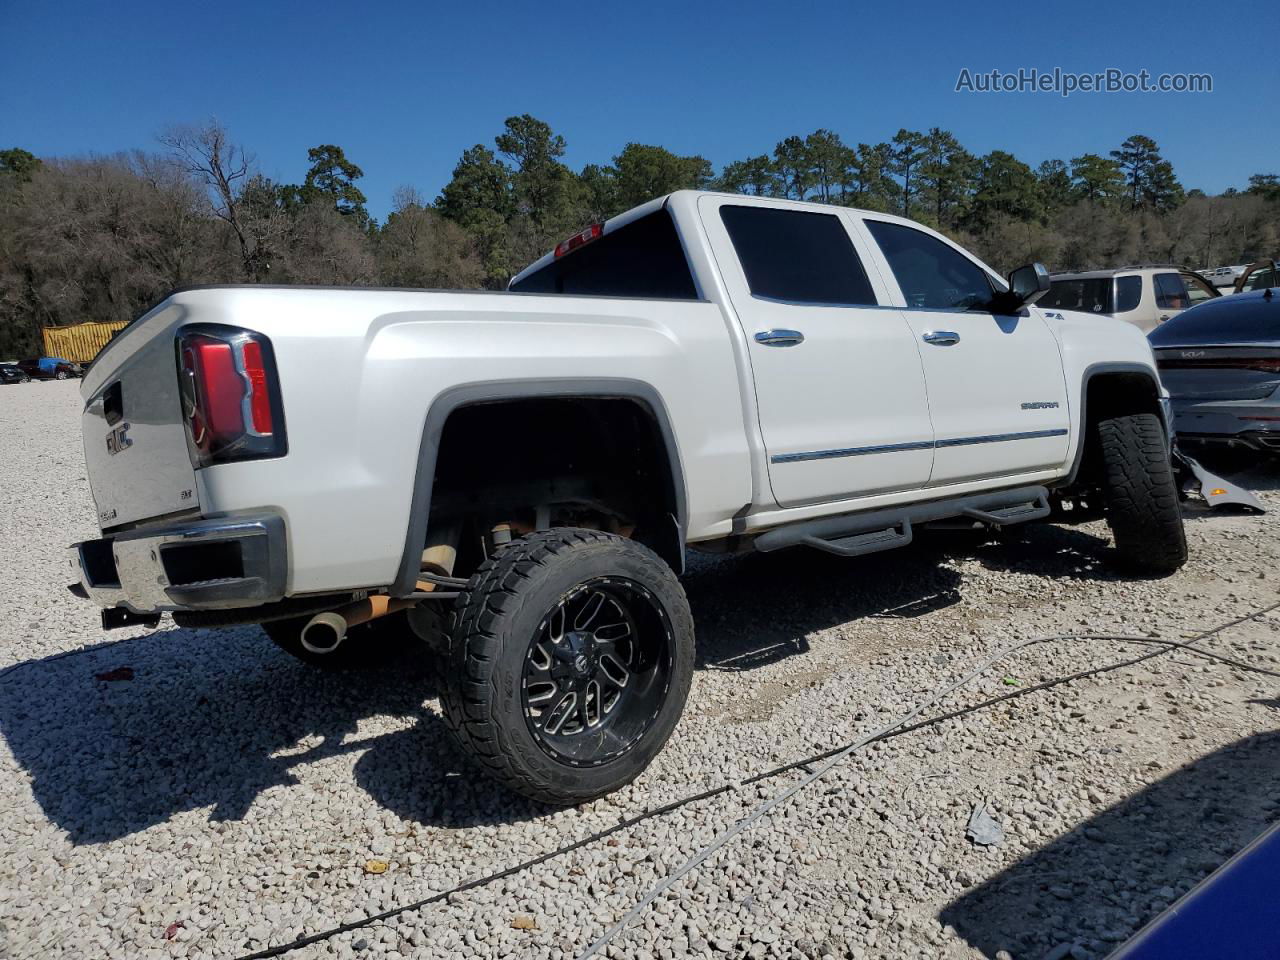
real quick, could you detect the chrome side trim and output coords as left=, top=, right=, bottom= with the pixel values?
left=772, top=429, right=1067, bottom=464
left=771, top=440, right=934, bottom=463
left=935, top=428, right=1068, bottom=448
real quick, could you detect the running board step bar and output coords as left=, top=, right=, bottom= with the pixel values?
left=754, top=486, right=1050, bottom=559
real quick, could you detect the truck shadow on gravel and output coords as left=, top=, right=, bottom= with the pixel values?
left=0, top=626, right=517, bottom=844
left=939, top=731, right=1280, bottom=959
left=684, top=522, right=1122, bottom=672
left=1, top=527, right=1160, bottom=844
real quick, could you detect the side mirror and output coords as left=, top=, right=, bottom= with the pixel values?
left=1007, top=262, right=1051, bottom=308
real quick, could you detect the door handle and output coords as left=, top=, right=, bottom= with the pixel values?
left=922, top=330, right=960, bottom=346
left=755, top=329, right=805, bottom=347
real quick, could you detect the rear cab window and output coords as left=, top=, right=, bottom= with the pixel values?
left=863, top=219, right=994, bottom=310
left=719, top=205, right=878, bottom=306
left=510, top=210, right=699, bottom=299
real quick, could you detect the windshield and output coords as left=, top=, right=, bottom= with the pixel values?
left=1038, top=278, right=1112, bottom=314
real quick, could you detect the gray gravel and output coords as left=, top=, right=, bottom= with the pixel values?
left=2, top=379, right=1279, bottom=960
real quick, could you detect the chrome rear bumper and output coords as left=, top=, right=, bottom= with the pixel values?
left=69, top=514, right=287, bottom=615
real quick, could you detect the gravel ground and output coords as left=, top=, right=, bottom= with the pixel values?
left=2, top=379, right=1278, bottom=960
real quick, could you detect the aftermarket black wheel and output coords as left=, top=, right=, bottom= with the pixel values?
left=264, top=611, right=415, bottom=670
left=441, top=528, right=694, bottom=805
left=1097, top=412, right=1187, bottom=575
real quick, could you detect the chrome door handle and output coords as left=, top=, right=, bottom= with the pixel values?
left=755, top=329, right=805, bottom=347
left=922, top=330, right=960, bottom=346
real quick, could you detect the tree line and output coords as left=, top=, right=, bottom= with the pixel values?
left=2, top=117, right=1278, bottom=357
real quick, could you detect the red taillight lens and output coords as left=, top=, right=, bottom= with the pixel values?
left=177, top=327, right=285, bottom=466
left=239, top=339, right=273, bottom=435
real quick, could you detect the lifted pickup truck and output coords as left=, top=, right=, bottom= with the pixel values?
left=69, top=191, right=1186, bottom=803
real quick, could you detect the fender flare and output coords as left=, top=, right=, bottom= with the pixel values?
left=1055, top=361, right=1166, bottom=489
left=391, top=378, right=689, bottom=595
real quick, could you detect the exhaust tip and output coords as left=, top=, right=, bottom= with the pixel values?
left=300, top=611, right=347, bottom=655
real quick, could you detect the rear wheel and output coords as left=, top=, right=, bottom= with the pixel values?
left=441, top=528, right=694, bottom=805
left=1097, top=412, right=1187, bottom=575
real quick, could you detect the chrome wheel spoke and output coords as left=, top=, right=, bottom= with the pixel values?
left=598, top=652, right=630, bottom=689
left=574, top=590, right=608, bottom=631
left=542, top=692, right=577, bottom=735
left=526, top=680, right=558, bottom=706
left=593, top=619, right=631, bottom=642
left=548, top=602, right=567, bottom=644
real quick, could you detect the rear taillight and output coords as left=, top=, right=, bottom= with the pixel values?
left=176, top=326, right=286, bottom=466
left=1157, top=356, right=1280, bottom=373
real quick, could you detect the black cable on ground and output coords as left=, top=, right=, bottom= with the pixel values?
left=234, top=599, right=1280, bottom=960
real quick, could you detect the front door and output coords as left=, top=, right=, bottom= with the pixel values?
left=859, top=217, right=1070, bottom=486
left=699, top=197, right=934, bottom=508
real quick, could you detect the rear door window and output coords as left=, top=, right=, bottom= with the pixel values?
left=719, top=205, right=878, bottom=306
left=1115, top=276, right=1142, bottom=312
left=864, top=220, right=994, bottom=310
left=1154, top=272, right=1190, bottom=310
left=1039, top=278, right=1112, bottom=313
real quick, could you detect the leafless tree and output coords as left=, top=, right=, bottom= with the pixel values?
left=158, top=120, right=257, bottom=280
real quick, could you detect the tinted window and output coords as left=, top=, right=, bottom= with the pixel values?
left=1154, top=272, right=1190, bottom=310
left=719, top=205, right=877, bottom=306
left=1039, top=278, right=1111, bottom=313
left=1115, top=275, right=1142, bottom=312
left=864, top=220, right=993, bottom=310
left=510, top=210, right=698, bottom=299
left=1182, top=273, right=1218, bottom=305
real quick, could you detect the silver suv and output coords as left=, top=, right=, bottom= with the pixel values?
left=1040, top=265, right=1220, bottom=333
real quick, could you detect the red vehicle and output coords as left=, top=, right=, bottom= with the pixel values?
left=17, top=357, right=82, bottom=380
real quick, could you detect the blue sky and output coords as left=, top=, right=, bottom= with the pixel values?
left=2, top=0, right=1271, bottom=221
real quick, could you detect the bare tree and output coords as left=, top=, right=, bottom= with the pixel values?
left=158, top=120, right=256, bottom=279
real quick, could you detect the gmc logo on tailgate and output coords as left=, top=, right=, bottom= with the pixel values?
left=105, top=423, right=132, bottom=456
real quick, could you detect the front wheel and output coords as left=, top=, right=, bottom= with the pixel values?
left=1097, top=412, right=1188, bottom=575
left=54, top=370, right=68, bottom=380
left=440, top=528, right=694, bottom=805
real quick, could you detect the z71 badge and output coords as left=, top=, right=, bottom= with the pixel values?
left=105, top=422, right=132, bottom=456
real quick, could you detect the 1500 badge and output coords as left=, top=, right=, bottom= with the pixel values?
left=106, top=422, right=132, bottom=456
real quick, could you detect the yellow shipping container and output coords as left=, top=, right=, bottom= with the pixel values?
left=41, top=320, right=130, bottom=364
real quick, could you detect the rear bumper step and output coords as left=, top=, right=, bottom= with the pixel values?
left=753, top=486, right=1050, bottom=558
left=69, top=513, right=287, bottom=618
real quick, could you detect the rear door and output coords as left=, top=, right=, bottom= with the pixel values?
left=857, top=217, right=1070, bottom=487
left=698, top=197, right=934, bottom=508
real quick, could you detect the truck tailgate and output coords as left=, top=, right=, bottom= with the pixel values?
left=81, top=302, right=200, bottom=528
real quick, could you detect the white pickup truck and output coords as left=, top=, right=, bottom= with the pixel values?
left=69, top=191, right=1186, bottom=803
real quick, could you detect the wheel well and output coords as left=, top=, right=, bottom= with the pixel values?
left=424, top=396, right=684, bottom=575
left=1067, top=369, right=1164, bottom=491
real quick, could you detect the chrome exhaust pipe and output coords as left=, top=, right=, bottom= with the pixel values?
left=300, top=611, right=348, bottom=654
left=297, top=581, right=438, bottom=655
